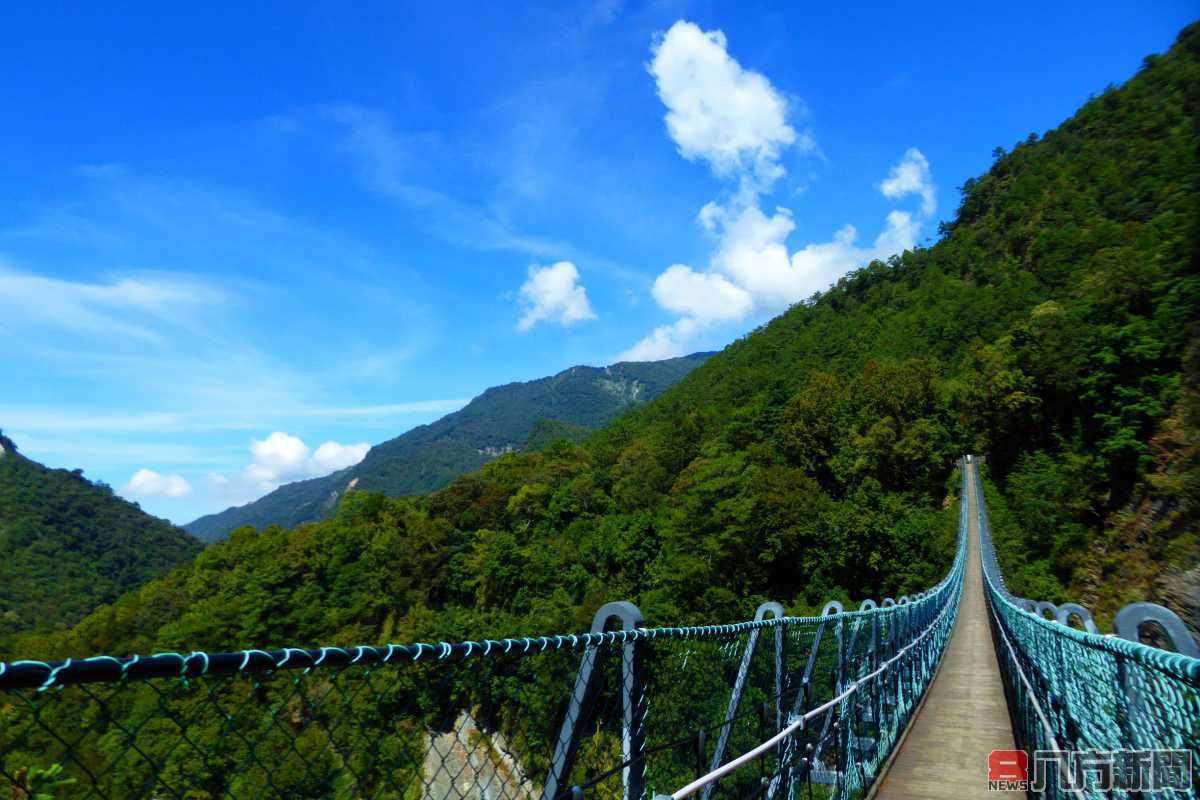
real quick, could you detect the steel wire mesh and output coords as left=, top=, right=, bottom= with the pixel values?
left=2, top=601, right=966, bottom=800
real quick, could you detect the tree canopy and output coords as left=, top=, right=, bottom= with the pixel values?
left=0, top=433, right=203, bottom=652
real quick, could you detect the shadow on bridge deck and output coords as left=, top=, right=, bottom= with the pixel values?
left=870, top=461, right=1015, bottom=799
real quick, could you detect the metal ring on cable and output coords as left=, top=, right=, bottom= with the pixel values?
left=1034, top=601, right=1058, bottom=621
left=821, top=601, right=844, bottom=617
left=1054, top=604, right=1098, bottom=634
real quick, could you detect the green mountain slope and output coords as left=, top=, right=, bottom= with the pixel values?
left=0, top=432, right=203, bottom=649
left=184, top=354, right=713, bottom=542
left=20, top=23, right=1199, bottom=664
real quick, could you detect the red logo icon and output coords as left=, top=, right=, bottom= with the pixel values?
left=989, top=750, right=1028, bottom=783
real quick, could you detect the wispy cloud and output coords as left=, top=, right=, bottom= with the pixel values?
left=1, top=158, right=446, bottom=404
left=3, top=433, right=241, bottom=467
left=0, top=265, right=224, bottom=343
left=291, top=399, right=470, bottom=418
left=4, top=165, right=433, bottom=297
left=311, top=104, right=574, bottom=257
left=260, top=99, right=653, bottom=297
left=0, top=399, right=470, bottom=435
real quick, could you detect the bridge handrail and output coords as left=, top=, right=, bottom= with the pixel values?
left=974, top=464, right=1200, bottom=679
left=650, top=456, right=971, bottom=800
left=0, top=605, right=966, bottom=692
left=0, top=614, right=852, bottom=691
left=973, top=462, right=1200, bottom=797
left=667, top=559, right=963, bottom=799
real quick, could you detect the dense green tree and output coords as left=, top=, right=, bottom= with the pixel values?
left=0, top=433, right=202, bottom=652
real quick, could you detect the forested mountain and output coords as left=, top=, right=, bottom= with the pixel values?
left=0, top=432, right=203, bottom=650
left=16, top=23, right=1198, bottom=664
left=185, top=354, right=712, bottom=542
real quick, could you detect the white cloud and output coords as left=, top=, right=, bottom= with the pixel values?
left=651, top=265, right=754, bottom=321
left=705, top=203, right=800, bottom=309
left=123, top=468, right=192, bottom=499
left=623, top=23, right=939, bottom=359
left=874, top=210, right=921, bottom=254
left=619, top=318, right=701, bottom=362
left=790, top=211, right=921, bottom=285
left=516, top=261, right=597, bottom=331
left=650, top=20, right=798, bottom=183
left=238, top=431, right=371, bottom=494
left=248, top=431, right=310, bottom=479
left=879, top=147, right=936, bottom=216
left=311, top=440, right=371, bottom=473
left=624, top=187, right=928, bottom=359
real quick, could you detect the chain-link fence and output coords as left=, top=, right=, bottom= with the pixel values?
left=1, top=599, right=967, bottom=799
left=2, top=468, right=969, bottom=800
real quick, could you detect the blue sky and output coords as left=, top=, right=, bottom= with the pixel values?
left=1, top=1, right=1194, bottom=524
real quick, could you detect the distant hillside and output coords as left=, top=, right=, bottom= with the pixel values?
left=0, top=432, right=203, bottom=649
left=185, top=353, right=712, bottom=541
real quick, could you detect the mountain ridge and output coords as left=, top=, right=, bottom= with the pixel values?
left=185, top=353, right=713, bottom=541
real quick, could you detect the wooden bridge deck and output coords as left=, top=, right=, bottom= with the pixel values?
left=871, top=461, right=1015, bottom=799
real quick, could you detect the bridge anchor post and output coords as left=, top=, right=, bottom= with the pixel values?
left=700, top=601, right=785, bottom=800
left=543, top=601, right=646, bottom=800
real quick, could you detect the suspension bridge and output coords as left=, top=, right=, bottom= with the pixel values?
left=870, top=458, right=1014, bottom=799
left=1, top=457, right=1197, bottom=799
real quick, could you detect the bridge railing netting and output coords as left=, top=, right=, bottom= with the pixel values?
left=974, top=465, right=1200, bottom=799
left=1, top=471, right=967, bottom=800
